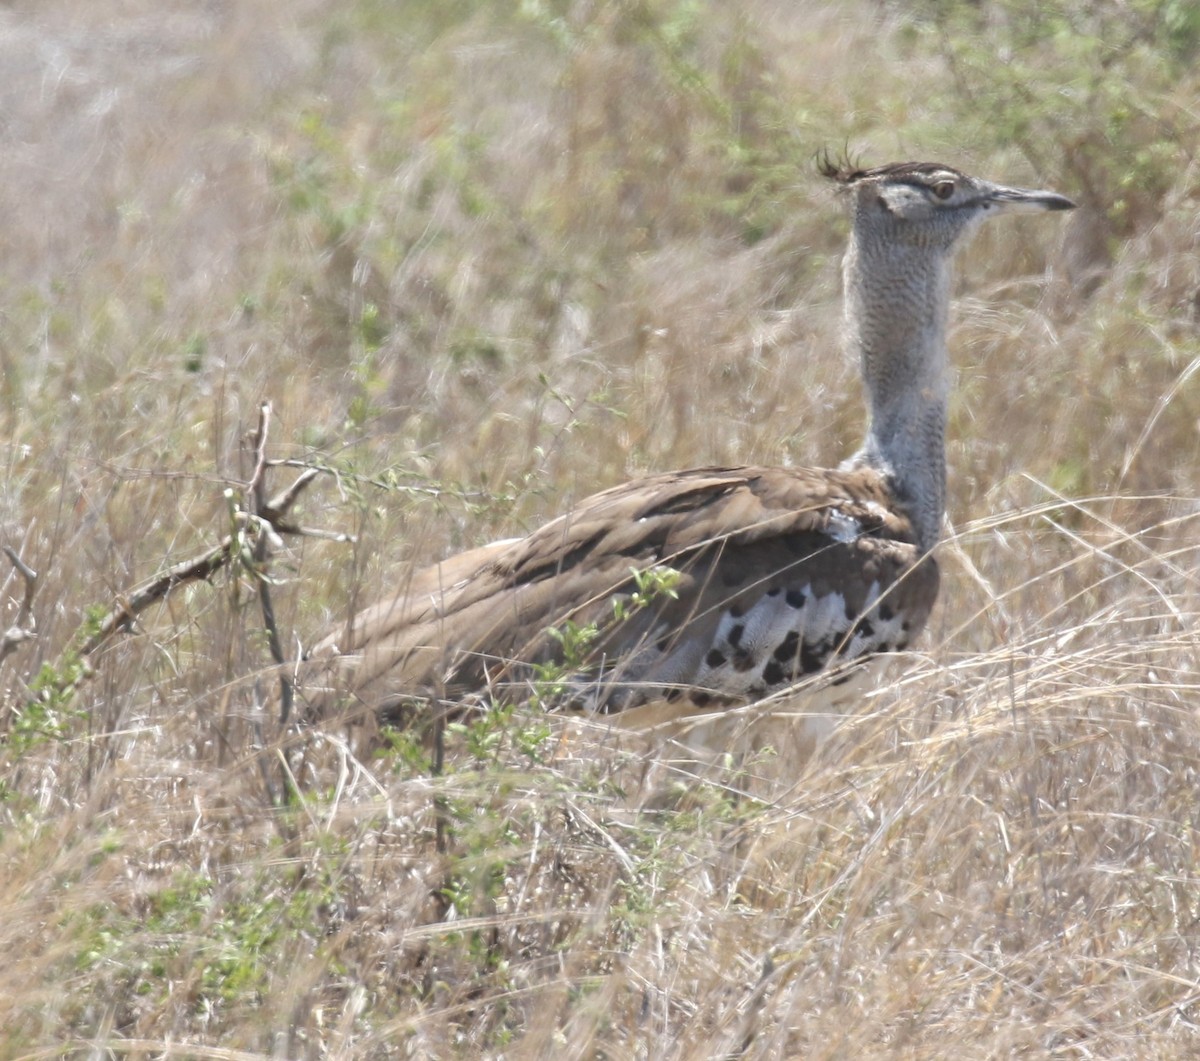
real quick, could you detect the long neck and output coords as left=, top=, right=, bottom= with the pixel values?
left=842, top=222, right=952, bottom=552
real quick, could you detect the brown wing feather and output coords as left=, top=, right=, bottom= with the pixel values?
left=301, top=466, right=939, bottom=722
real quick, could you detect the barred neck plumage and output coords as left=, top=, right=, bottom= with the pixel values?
left=842, top=213, right=952, bottom=552
left=826, top=160, right=1077, bottom=552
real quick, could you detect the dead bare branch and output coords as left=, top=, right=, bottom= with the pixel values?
left=80, top=443, right=327, bottom=661
left=249, top=403, right=293, bottom=723
left=80, top=536, right=236, bottom=657
left=0, top=545, right=38, bottom=665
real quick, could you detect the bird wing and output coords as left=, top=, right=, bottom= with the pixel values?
left=301, top=465, right=938, bottom=720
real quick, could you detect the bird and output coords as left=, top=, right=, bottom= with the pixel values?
left=300, top=160, right=1074, bottom=753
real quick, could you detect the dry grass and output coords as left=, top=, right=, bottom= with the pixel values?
left=1, top=0, right=1199, bottom=1056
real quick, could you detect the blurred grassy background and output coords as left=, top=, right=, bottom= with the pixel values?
left=1, top=0, right=1199, bottom=1056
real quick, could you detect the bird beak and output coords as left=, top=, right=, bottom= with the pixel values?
left=984, top=183, right=1077, bottom=213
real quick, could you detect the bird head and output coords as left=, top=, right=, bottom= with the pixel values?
left=821, top=157, right=1076, bottom=248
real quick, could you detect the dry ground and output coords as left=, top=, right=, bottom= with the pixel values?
left=1, top=0, right=1199, bottom=1057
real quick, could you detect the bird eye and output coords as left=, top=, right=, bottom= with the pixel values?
left=932, top=181, right=955, bottom=200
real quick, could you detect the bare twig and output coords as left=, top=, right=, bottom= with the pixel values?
left=249, top=401, right=273, bottom=507
left=80, top=447, right=326, bottom=660
left=0, top=545, right=38, bottom=665
left=80, top=537, right=236, bottom=657
left=265, top=456, right=483, bottom=503
left=261, top=467, right=324, bottom=527
left=249, top=403, right=293, bottom=724
left=259, top=471, right=350, bottom=542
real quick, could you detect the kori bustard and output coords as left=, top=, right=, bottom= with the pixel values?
left=303, top=161, right=1074, bottom=746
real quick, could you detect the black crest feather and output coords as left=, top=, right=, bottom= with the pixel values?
left=816, top=146, right=865, bottom=184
